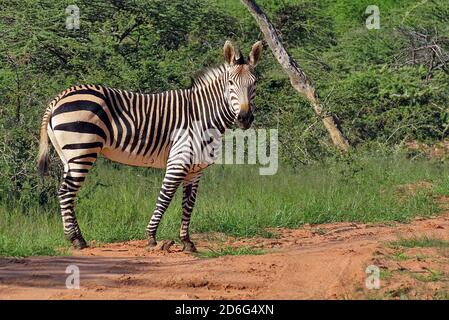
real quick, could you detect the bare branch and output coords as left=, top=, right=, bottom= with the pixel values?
left=394, top=26, right=449, bottom=76
left=240, top=0, right=350, bottom=152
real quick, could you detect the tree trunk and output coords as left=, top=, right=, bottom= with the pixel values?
left=241, top=0, right=350, bottom=152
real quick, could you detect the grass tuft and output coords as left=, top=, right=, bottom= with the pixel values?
left=391, top=237, right=449, bottom=249
left=413, top=270, right=446, bottom=283
left=197, top=246, right=265, bottom=258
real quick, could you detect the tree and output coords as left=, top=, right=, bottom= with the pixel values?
left=241, top=0, right=350, bottom=152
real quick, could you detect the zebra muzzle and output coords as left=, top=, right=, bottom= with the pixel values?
left=236, top=112, right=254, bottom=130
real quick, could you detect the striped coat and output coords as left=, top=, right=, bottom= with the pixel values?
left=38, top=41, right=263, bottom=252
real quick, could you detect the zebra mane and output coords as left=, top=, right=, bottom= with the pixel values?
left=191, top=64, right=227, bottom=89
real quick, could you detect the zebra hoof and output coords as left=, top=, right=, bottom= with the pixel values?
left=72, top=237, right=88, bottom=250
left=160, top=240, right=175, bottom=251
left=182, top=241, right=197, bottom=253
left=147, top=240, right=174, bottom=251
left=147, top=238, right=157, bottom=248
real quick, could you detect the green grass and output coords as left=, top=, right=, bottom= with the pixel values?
left=413, top=270, right=446, bottom=283
left=380, top=269, right=394, bottom=281
left=197, top=246, right=266, bottom=258
left=2, top=153, right=449, bottom=257
left=434, top=290, right=449, bottom=300
left=390, top=251, right=410, bottom=261
left=391, top=237, right=449, bottom=249
left=0, top=206, right=69, bottom=256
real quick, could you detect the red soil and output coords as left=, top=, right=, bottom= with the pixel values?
left=1, top=210, right=448, bottom=299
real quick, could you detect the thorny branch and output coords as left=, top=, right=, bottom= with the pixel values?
left=394, top=27, right=449, bottom=80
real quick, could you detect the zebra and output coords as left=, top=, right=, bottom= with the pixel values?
left=37, top=40, right=263, bottom=252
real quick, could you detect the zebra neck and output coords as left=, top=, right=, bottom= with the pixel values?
left=189, top=67, right=236, bottom=134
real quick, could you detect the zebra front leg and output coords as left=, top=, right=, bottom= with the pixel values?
left=146, top=164, right=187, bottom=248
left=180, top=173, right=202, bottom=252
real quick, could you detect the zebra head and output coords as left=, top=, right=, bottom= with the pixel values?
left=224, top=41, right=263, bottom=130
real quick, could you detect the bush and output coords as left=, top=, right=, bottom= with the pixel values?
left=0, top=0, right=448, bottom=206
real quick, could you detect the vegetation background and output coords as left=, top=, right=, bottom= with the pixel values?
left=1, top=0, right=449, bottom=256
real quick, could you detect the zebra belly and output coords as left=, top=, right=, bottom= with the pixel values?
left=100, top=147, right=169, bottom=169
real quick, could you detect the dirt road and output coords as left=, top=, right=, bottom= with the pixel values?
left=1, top=212, right=448, bottom=299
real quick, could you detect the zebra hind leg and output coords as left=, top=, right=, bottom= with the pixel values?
left=180, top=173, right=201, bottom=252
left=58, top=156, right=97, bottom=249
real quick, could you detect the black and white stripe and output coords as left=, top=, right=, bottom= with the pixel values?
left=37, top=41, right=263, bottom=251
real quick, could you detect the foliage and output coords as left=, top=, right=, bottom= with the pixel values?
left=0, top=0, right=448, bottom=247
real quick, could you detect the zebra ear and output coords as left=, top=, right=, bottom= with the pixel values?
left=223, top=41, right=236, bottom=65
left=248, top=41, right=263, bottom=67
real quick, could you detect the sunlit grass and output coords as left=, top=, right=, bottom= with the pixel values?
left=2, top=153, right=449, bottom=256
left=197, top=246, right=266, bottom=258
left=391, top=237, right=449, bottom=249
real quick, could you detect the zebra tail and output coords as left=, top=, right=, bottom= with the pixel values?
left=37, top=107, right=52, bottom=177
